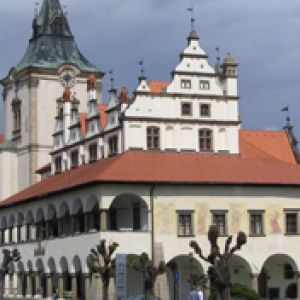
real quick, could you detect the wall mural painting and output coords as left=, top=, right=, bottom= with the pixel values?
left=196, top=204, right=209, bottom=235
left=155, top=204, right=174, bottom=234
left=269, top=209, right=281, bottom=234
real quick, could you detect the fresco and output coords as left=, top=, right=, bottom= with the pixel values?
left=195, top=204, right=209, bottom=235
left=155, top=204, right=175, bottom=234
left=269, top=209, right=282, bottom=234
left=230, top=205, right=242, bottom=234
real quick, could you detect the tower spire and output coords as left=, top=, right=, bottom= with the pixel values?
left=187, top=5, right=199, bottom=41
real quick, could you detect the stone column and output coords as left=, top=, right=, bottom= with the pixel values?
left=83, top=274, right=91, bottom=300
left=17, top=272, right=23, bottom=297
left=8, top=274, right=13, bottom=297
left=71, top=274, right=78, bottom=299
left=58, top=274, right=64, bottom=299
left=100, top=210, right=108, bottom=231
left=251, top=273, right=259, bottom=293
left=46, top=274, right=53, bottom=298
left=108, top=277, right=116, bottom=300
left=35, top=272, right=42, bottom=298
left=26, top=272, right=33, bottom=297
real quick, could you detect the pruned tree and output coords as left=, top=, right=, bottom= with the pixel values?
left=0, top=249, right=21, bottom=300
left=87, top=240, right=119, bottom=300
left=190, top=225, right=247, bottom=300
left=132, top=252, right=166, bottom=299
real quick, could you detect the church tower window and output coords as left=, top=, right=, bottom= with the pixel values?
left=199, top=129, right=213, bottom=151
left=12, top=98, right=21, bottom=138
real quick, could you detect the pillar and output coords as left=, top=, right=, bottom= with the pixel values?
left=83, top=274, right=91, bottom=300
left=71, top=274, right=78, bottom=299
left=100, top=210, right=108, bottom=231
left=251, top=273, right=259, bottom=293
left=17, top=273, right=23, bottom=297
left=8, top=274, right=13, bottom=297
left=58, top=274, right=64, bottom=299
left=35, top=272, right=41, bottom=297
left=108, top=277, right=116, bottom=300
left=26, top=272, right=33, bottom=297
left=46, top=274, right=53, bottom=298
left=297, top=272, right=300, bottom=300
left=155, top=272, right=170, bottom=300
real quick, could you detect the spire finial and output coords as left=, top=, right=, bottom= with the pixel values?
left=187, top=5, right=195, bottom=32
left=138, top=59, right=146, bottom=82
left=63, top=4, right=68, bottom=18
left=109, top=69, right=115, bottom=90
left=34, top=1, right=40, bottom=17
left=216, top=46, right=221, bottom=65
left=281, top=105, right=290, bottom=127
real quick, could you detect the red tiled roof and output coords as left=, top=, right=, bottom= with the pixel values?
left=0, top=135, right=4, bottom=144
left=35, top=163, right=51, bottom=175
left=2, top=129, right=300, bottom=207
left=148, top=81, right=169, bottom=93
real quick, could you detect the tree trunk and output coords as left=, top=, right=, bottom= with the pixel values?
left=218, top=286, right=230, bottom=300
left=103, top=282, right=109, bottom=300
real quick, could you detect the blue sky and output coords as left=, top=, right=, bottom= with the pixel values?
left=1, top=0, right=300, bottom=137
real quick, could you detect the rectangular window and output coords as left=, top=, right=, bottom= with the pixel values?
left=133, top=205, right=141, bottom=231
left=181, top=103, right=192, bottom=116
left=200, top=104, right=211, bottom=117
left=199, top=129, right=213, bottom=151
left=71, top=150, right=79, bottom=168
left=89, top=143, right=98, bottom=162
left=249, top=211, right=264, bottom=236
left=108, top=136, right=118, bottom=156
left=181, top=79, right=191, bottom=89
left=147, top=127, right=160, bottom=150
left=177, top=211, right=194, bottom=236
left=212, top=211, right=227, bottom=236
left=55, top=156, right=62, bottom=173
left=199, top=80, right=210, bottom=90
left=286, top=212, right=298, bottom=235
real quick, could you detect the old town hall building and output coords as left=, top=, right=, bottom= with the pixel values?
left=1, top=0, right=300, bottom=299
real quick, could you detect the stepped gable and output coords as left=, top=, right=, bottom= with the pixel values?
left=2, top=129, right=300, bottom=207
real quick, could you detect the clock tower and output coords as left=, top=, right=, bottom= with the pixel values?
left=0, top=0, right=103, bottom=199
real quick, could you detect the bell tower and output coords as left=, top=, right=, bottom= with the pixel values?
left=0, top=0, right=103, bottom=199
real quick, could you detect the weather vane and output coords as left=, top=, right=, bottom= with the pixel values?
left=281, top=105, right=290, bottom=126
left=187, top=5, right=195, bottom=31
left=138, top=59, right=145, bottom=78
left=109, top=69, right=115, bottom=90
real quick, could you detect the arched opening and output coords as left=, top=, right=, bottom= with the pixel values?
left=35, top=208, right=46, bottom=240
left=8, top=215, right=16, bottom=243
left=36, top=259, right=47, bottom=298
left=85, top=196, right=100, bottom=232
left=259, top=254, right=298, bottom=299
left=27, top=261, right=35, bottom=296
left=47, top=205, right=59, bottom=238
left=108, top=194, right=148, bottom=231
left=60, top=257, right=72, bottom=293
left=0, top=216, right=7, bottom=245
left=58, top=203, right=72, bottom=236
left=25, top=211, right=35, bottom=241
left=48, top=257, right=58, bottom=296
left=17, top=261, right=26, bottom=297
left=72, top=199, right=85, bottom=234
left=72, top=256, right=85, bottom=299
left=228, top=255, right=252, bottom=288
left=17, top=213, right=24, bottom=242
left=167, top=255, right=204, bottom=300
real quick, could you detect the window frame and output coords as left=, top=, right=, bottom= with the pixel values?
left=89, top=143, right=98, bottom=162
left=70, top=149, right=79, bottom=168
left=181, top=102, right=193, bottom=116
left=211, top=210, right=228, bottom=236
left=199, top=128, right=213, bottom=152
left=181, top=79, right=192, bottom=89
left=285, top=211, right=298, bottom=235
left=248, top=210, right=265, bottom=236
left=147, top=126, right=160, bottom=150
left=54, top=156, right=62, bottom=174
left=199, top=80, right=210, bottom=90
left=108, top=135, right=118, bottom=156
left=177, top=210, right=194, bottom=237
left=200, top=103, right=211, bottom=117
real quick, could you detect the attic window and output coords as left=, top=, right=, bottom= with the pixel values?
left=89, top=143, right=98, bottom=162
left=71, top=150, right=79, bottom=168
left=55, top=156, right=62, bottom=174
left=199, top=80, right=210, bottom=90
left=108, top=135, right=118, bottom=156
left=181, top=79, right=191, bottom=89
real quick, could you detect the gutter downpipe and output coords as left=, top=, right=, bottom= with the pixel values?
left=150, top=184, right=157, bottom=266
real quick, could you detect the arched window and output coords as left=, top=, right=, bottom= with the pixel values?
left=147, top=127, right=160, bottom=150
left=199, top=129, right=213, bottom=152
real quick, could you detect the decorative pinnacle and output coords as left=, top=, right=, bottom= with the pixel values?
left=34, top=1, right=40, bottom=17
left=216, top=46, right=221, bottom=65
left=63, top=87, right=71, bottom=102
left=138, top=59, right=146, bottom=82
left=187, top=5, right=195, bottom=32
left=281, top=105, right=290, bottom=126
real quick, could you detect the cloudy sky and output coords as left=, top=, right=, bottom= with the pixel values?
left=1, top=0, right=300, bottom=137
